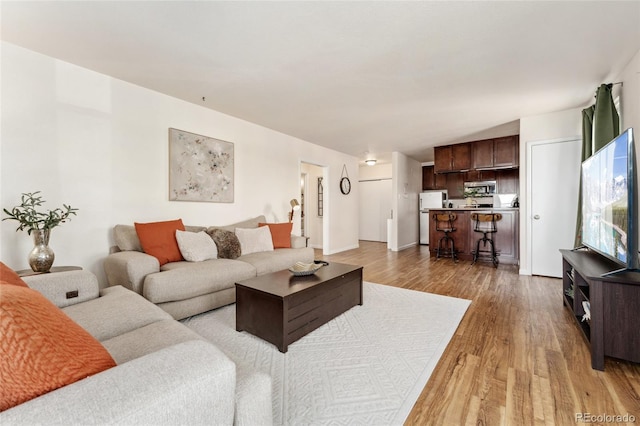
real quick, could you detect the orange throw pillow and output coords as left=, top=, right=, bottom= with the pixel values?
left=259, top=222, right=293, bottom=248
left=0, top=284, right=116, bottom=411
left=134, top=219, right=186, bottom=266
left=0, top=262, right=28, bottom=287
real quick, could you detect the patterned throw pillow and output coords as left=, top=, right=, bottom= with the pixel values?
left=0, top=284, right=116, bottom=411
left=175, top=230, right=218, bottom=262
left=0, top=262, right=29, bottom=287
left=206, top=228, right=241, bottom=259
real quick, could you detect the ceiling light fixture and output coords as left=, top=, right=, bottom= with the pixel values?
left=365, top=159, right=377, bottom=166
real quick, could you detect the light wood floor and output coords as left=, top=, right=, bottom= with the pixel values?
left=318, top=241, right=640, bottom=425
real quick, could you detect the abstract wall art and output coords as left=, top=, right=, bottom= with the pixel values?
left=169, top=128, right=234, bottom=202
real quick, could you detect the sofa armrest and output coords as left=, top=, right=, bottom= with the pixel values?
left=290, top=235, right=309, bottom=249
left=0, top=341, right=236, bottom=425
left=22, top=270, right=99, bottom=308
left=104, top=251, right=159, bottom=294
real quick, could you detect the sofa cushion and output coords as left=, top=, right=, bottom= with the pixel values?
left=0, top=341, right=237, bottom=425
left=0, top=284, right=115, bottom=411
left=0, top=262, right=29, bottom=287
left=143, top=259, right=256, bottom=304
left=159, top=260, right=192, bottom=271
left=235, top=226, right=274, bottom=255
left=259, top=222, right=293, bottom=248
left=135, top=219, right=186, bottom=266
left=158, top=287, right=236, bottom=320
left=176, top=230, right=218, bottom=262
left=212, top=215, right=267, bottom=233
left=239, top=247, right=315, bottom=275
left=101, top=319, right=204, bottom=364
left=114, top=224, right=144, bottom=252
left=62, top=285, right=173, bottom=342
left=207, top=228, right=241, bottom=259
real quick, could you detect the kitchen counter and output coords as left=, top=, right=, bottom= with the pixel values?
left=428, top=208, right=519, bottom=264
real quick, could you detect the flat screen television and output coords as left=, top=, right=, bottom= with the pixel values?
left=581, top=127, right=638, bottom=275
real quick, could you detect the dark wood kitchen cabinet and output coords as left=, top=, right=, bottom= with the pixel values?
left=434, top=144, right=471, bottom=173
left=465, top=170, right=496, bottom=182
left=423, top=166, right=434, bottom=190
left=472, top=139, right=495, bottom=169
left=494, top=136, right=519, bottom=168
left=496, top=169, right=519, bottom=194
left=472, top=136, right=519, bottom=170
left=445, top=173, right=465, bottom=199
left=488, top=210, right=519, bottom=264
left=422, top=165, right=447, bottom=190
left=434, top=146, right=451, bottom=173
left=452, top=144, right=472, bottom=171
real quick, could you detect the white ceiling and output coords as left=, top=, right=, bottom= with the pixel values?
left=2, top=1, right=639, bottom=164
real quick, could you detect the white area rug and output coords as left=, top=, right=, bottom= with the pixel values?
left=182, top=282, right=470, bottom=425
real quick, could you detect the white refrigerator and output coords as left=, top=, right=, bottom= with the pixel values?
left=419, top=190, right=447, bottom=245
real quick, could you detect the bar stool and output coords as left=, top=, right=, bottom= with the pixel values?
left=433, top=213, right=458, bottom=261
left=471, top=213, right=502, bottom=267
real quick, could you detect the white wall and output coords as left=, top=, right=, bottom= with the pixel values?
left=616, top=48, right=640, bottom=136
left=390, top=152, right=422, bottom=251
left=519, top=107, right=582, bottom=275
left=0, top=42, right=359, bottom=283
left=359, top=163, right=392, bottom=181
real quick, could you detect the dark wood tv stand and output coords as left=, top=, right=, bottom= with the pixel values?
left=560, top=249, right=640, bottom=370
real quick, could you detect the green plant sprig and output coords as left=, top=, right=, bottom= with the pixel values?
left=462, top=188, right=480, bottom=198
left=2, top=191, right=78, bottom=234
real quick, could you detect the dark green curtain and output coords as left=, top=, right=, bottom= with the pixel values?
left=574, top=106, right=595, bottom=247
left=581, top=106, right=595, bottom=162
left=574, top=84, right=620, bottom=247
left=592, top=84, right=620, bottom=151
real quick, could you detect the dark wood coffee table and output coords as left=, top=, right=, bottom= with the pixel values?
left=235, top=262, right=363, bottom=352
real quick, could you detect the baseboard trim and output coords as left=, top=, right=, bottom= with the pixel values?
left=391, top=241, right=417, bottom=252
left=325, top=243, right=360, bottom=255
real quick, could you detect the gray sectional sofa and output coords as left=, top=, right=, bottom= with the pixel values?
left=0, top=270, right=272, bottom=425
left=104, top=215, right=314, bottom=319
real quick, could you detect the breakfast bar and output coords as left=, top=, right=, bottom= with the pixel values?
left=428, top=207, right=519, bottom=264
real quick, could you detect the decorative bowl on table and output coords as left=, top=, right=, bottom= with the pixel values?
left=288, top=261, right=323, bottom=276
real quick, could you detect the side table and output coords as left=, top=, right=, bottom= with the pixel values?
left=16, top=266, right=82, bottom=277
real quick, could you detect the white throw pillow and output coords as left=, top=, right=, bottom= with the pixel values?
left=175, top=230, right=218, bottom=262
left=235, top=226, right=274, bottom=255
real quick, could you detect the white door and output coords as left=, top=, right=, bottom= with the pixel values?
left=529, top=138, right=581, bottom=277
left=359, top=179, right=392, bottom=242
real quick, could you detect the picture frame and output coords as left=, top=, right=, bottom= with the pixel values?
left=317, top=177, right=323, bottom=217
left=169, top=128, right=234, bottom=202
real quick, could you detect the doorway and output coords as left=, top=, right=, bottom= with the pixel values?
left=528, top=137, right=581, bottom=277
left=300, top=162, right=325, bottom=250
left=358, top=179, right=392, bottom=242
left=300, top=172, right=307, bottom=237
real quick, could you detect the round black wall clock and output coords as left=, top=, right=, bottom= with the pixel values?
left=340, top=176, right=351, bottom=195
left=339, top=164, right=351, bottom=195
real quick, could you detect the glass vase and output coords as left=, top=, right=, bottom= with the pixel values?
left=28, top=228, right=55, bottom=273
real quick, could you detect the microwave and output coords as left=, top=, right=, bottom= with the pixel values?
left=463, top=180, right=497, bottom=196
